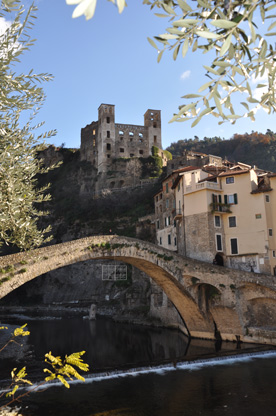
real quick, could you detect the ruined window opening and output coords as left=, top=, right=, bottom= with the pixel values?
left=119, top=130, right=124, bottom=136
left=153, top=122, right=157, bottom=128
left=154, top=136, right=157, bottom=144
left=93, top=139, right=96, bottom=147
left=229, top=216, right=236, bottom=227
left=107, top=143, right=111, bottom=151
left=119, top=180, right=124, bottom=187
left=139, top=138, right=143, bottom=143
left=107, top=131, right=110, bottom=138
left=107, top=154, right=110, bottom=158
left=139, top=150, right=143, bottom=155
left=166, top=199, right=169, bottom=208
left=120, top=148, right=124, bottom=153
left=130, top=153, right=134, bottom=157
left=139, top=133, right=143, bottom=138
left=107, top=117, right=110, bottom=123
left=230, top=238, right=238, bottom=254
left=110, top=182, right=115, bottom=188
left=129, top=132, right=134, bottom=137
left=120, top=137, right=124, bottom=141
left=92, top=129, right=96, bottom=135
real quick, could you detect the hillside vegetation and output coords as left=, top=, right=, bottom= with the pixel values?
left=166, top=130, right=276, bottom=172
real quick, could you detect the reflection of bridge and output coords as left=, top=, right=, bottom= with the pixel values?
left=1, top=235, right=276, bottom=345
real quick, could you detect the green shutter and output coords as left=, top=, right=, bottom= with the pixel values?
left=234, top=193, right=238, bottom=204
left=224, top=195, right=228, bottom=204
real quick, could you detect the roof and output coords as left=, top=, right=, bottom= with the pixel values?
left=163, top=165, right=200, bottom=182
left=218, top=169, right=250, bottom=178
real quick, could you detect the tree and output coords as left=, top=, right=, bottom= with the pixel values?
left=67, top=0, right=276, bottom=128
left=0, top=0, right=56, bottom=250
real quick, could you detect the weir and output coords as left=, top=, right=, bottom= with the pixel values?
left=1, top=235, right=276, bottom=345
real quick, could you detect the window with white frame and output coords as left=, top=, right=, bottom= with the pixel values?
left=214, top=215, right=221, bottom=228
left=226, top=177, right=234, bottom=184
left=230, top=238, right=238, bottom=254
left=216, top=234, right=223, bottom=251
left=228, top=216, right=236, bottom=227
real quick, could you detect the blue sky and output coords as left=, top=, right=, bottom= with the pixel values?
left=3, top=0, right=276, bottom=150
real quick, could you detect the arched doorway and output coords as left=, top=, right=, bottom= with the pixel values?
left=215, top=253, right=224, bottom=266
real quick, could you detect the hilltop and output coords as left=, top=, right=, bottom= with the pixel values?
left=166, top=130, right=276, bottom=172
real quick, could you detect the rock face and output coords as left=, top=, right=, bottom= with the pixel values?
left=0, top=260, right=183, bottom=329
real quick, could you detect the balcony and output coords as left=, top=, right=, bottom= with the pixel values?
left=185, top=181, right=221, bottom=194
left=210, top=202, right=232, bottom=214
left=172, top=209, right=182, bottom=219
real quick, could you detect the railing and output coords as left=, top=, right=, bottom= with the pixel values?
left=185, top=181, right=221, bottom=194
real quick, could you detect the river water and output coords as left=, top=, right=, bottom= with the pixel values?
left=0, top=315, right=276, bottom=415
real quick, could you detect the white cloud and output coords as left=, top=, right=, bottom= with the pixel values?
left=180, top=70, right=191, bottom=80
left=0, top=16, right=11, bottom=36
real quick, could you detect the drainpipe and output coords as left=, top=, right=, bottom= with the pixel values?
left=182, top=178, right=187, bottom=256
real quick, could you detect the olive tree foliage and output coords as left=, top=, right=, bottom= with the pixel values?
left=66, top=0, right=127, bottom=19
left=67, top=0, right=276, bottom=128
left=0, top=0, right=56, bottom=251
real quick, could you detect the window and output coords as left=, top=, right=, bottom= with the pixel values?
left=266, top=194, right=270, bottom=202
left=155, top=196, right=158, bottom=203
left=214, top=215, right=221, bottom=227
left=166, top=183, right=169, bottom=193
left=228, top=216, right=236, bottom=227
left=226, top=177, right=234, bottom=184
left=159, top=237, right=162, bottom=245
left=107, top=131, right=110, bottom=138
left=119, top=130, right=124, bottom=136
left=225, top=193, right=238, bottom=204
left=165, top=217, right=168, bottom=226
left=168, top=216, right=171, bottom=225
left=168, top=234, right=171, bottom=245
left=107, top=154, right=110, bottom=158
left=273, top=250, right=276, bottom=258
left=106, top=117, right=110, bottom=123
left=166, top=199, right=169, bottom=208
left=92, top=129, right=96, bottom=135
left=156, top=220, right=160, bottom=229
left=230, top=238, right=238, bottom=254
left=139, top=150, right=143, bottom=155
left=120, top=148, right=124, bottom=153
left=106, top=143, right=111, bottom=151
left=174, top=237, right=177, bottom=246
left=129, top=132, right=134, bottom=137
left=256, top=214, right=262, bottom=219
left=269, top=228, right=273, bottom=237
left=130, top=153, right=134, bottom=157
left=93, top=139, right=96, bottom=147
left=216, top=234, right=223, bottom=252
left=153, top=122, right=157, bottom=128
left=139, top=133, right=143, bottom=138
left=154, top=135, right=157, bottom=143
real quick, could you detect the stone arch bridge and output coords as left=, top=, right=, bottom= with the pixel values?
left=1, top=235, right=276, bottom=345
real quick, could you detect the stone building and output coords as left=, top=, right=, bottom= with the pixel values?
left=80, top=104, right=162, bottom=173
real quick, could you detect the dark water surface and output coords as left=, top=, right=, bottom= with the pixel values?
left=0, top=316, right=276, bottom=415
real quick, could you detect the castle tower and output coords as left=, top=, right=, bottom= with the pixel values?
left=97, top=104, right=116, bottom=173
left=144, top=109, right=162, bottom=153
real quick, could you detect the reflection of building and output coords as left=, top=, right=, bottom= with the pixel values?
left=80, top=103, right=162, bottom=173
left=155, top=158, right=276, bottom=275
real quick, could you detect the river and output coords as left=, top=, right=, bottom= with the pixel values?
left=0, top=315, right=276, bottom=415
